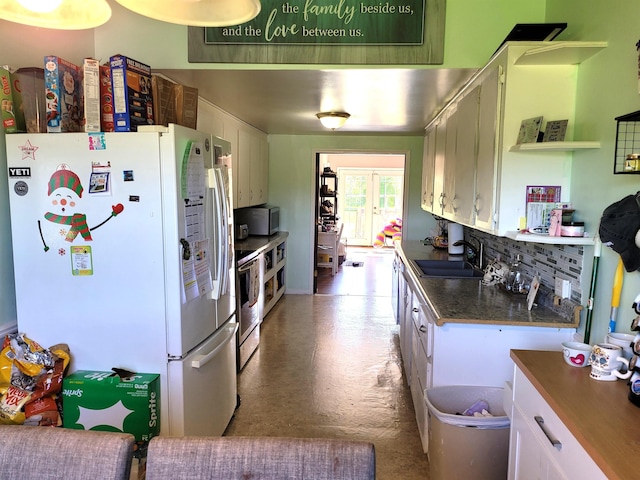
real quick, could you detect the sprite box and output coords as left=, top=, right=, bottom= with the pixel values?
left=62, top=370, right=160, bottom=441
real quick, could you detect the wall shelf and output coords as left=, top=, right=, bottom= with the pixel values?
left=514, top=41, right=608, bottom=65
left=509, top=141, right=600, bottom=152
left=506, top=231, right=595, bottom=245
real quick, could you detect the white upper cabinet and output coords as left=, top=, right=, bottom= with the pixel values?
left=421, top=41, right=606, bottom=239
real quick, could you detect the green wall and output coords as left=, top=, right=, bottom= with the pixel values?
left=269, top=135, right=424, bottom=293
left=545, top=0, right=640, bottom=344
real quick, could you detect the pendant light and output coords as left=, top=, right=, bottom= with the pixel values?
left=115, top=0, right=261, bottom=27
left=0, top=0, right=111, bottom=29
left=316, top=112, right=350, bottom=130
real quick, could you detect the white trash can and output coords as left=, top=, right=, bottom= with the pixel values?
left=425, top=385, right=510, bottom=480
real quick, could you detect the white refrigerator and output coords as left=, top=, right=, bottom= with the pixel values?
left=4, top=124, right=237, bottom=437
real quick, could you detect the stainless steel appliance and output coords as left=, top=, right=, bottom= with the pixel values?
left=235, top=205, right=279, bottom=236
left=236, top=251, right=263, bottom=370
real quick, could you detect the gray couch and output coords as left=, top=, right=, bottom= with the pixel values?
left=146, top=436, right=376, bottom=480
left=0, top=425, right=135, bottom=480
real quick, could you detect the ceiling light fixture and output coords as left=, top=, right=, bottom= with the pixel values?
left=316, top=112, right=350, bottom=130
left=0, top=0, right=111, bottom=29
left=115, top=0, right=261, bottom=27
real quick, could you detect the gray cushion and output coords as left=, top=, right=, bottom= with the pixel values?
left=146, top=436, right=376, bottom=480
left=0, top=425, right=135, bottom=480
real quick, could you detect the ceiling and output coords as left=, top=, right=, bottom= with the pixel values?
left=157, top=68, right=479, bottom=135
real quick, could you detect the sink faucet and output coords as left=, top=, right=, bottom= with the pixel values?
left=452, top=238, right=484, bottom=270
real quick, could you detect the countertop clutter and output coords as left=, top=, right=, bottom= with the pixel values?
left=397, top=240, right=579, bottom=328
left=511, top=349, right=638, bottom=480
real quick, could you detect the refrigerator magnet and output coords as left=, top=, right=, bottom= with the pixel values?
left=70, top=246, right=93, bottom=276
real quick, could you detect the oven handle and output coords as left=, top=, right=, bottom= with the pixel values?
left=191, top=323, right=239, bottom=369
left=237, top=258, right=258, bottom=273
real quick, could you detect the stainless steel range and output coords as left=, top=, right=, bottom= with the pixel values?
left=236, top=250, right=263, bottom=370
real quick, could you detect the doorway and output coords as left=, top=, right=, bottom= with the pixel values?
left=314, top=152, right=405, bottom=294
left=338, top=168, right=404, bottom=246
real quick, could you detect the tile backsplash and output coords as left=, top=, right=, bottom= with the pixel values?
left=466, top=230, right=593, bottom=313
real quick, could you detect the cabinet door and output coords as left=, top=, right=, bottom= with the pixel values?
left=442, top=106, right=458, bottom=218
left=452, top=86, right=480, bottom=224
left=236, top=128, right=252, bottom=208
left=509, top=405, right=565, bottom=480
left=421, top=127, right=437, bottom=212
left=474, top=65, right=501, bottom=232
left=432, top=117, right=446, bottom=216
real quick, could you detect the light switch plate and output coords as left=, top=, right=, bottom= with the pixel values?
left=554, top=277, right=571, bottom=299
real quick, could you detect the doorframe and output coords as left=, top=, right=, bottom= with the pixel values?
left=311, top=149, right=410, bottom=293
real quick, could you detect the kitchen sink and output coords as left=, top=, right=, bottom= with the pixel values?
left=410, top=259, right=484, bottom=279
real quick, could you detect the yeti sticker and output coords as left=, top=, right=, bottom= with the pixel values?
left=38, top=164, right=124, bottom=259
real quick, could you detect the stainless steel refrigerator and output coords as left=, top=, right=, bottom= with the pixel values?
left=5, top=124, right=237, bottom=436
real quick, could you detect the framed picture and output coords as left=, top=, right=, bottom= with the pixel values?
left=516, top=116, right=544, bottom=144
left=544, top=119, right=568, bottom=142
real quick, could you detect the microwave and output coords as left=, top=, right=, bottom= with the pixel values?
left=235, top=205, right=280, bottom=236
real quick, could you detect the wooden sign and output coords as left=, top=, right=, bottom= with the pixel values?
left=187, top=0, right=445, bottom=65
left=204, top=0, right=425, bottom=45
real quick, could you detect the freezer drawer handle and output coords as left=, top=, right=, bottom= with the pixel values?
left=191, top=323, right=239, bottom=369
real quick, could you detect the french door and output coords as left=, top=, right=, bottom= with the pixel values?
left=337, top=168, right=403, bottom=246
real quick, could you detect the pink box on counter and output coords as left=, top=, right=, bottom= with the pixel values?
left=44, top=55, right=84, bottom=132
left=110, top=54, right=154, bottom=132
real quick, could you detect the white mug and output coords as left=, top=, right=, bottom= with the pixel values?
left=612, top=357, right=633, bottom=380
left=589, top=343, right=624, bottom=381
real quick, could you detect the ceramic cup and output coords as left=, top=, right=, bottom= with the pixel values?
left=561, top=341, right=591, bottom=367
left=589, top=343, right=624, bottom=381
left=605, top=332, right=635, bottom=360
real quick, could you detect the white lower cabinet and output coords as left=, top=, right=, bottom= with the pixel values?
left=508, top=366, right=607, bottom=480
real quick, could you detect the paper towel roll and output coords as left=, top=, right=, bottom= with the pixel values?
left=447, top=223, right=464, bottom=255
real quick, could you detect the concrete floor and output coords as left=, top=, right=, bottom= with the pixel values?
left=224, top=294, right=431, bottom=479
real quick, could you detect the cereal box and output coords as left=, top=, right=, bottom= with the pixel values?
left=100, top=64, right=114, bottom=132
left=15, top=67, right=47, bottom=133
left=82, top=58, right=101, bottom=132
left=110, top=54, right=154, bottom=132
left=173, top=84, right=198, bottom=129
left=62, top=370, right=160, bottom=442
left=0, top=65, right=25, bottom=133
left=44, top=55, right=84, bottom=132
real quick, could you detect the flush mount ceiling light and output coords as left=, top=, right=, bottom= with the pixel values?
left=316, top=112, right=351, bottom=130
left=0, top=0, right=111, bottom=29
left=115, top=0, right=261, bottom=27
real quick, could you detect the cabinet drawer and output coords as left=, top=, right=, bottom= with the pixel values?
left=512, top=368, right=606, bottom=479
left=412, top=322, right=429, bottom=392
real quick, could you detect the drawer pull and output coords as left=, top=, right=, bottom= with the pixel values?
left=419, top=325, right=427, bottom=333
left=535, top=415, right=562, bottom=450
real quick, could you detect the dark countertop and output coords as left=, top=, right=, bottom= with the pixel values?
left=235, top=231, right=289, bottom=265
left=511, top=349, right=638, bottom=480
left=397, top=240, right=578, bottom=328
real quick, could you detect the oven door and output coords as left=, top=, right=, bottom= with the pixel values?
left=236, top=253, right=263, bottom=369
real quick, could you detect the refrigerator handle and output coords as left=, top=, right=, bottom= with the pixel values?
left=191, top=323, right=239, bottom=369
left=216, top=168, right=231, bottom=296
left=207, top=168, right=225, bottom=300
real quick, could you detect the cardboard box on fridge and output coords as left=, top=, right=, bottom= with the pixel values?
left=99, top=64, right=114, bottom=132
left=110, top=54, right=154, bottom=132
left=62, top=370, right=160, bottom=442
left=173, top=83, right=198, bottom=129
left=151, top=75, right=176, bottom=127
left=0, top=65, right=26, bottom=133
left=44, top=56, right=84, bottom=132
